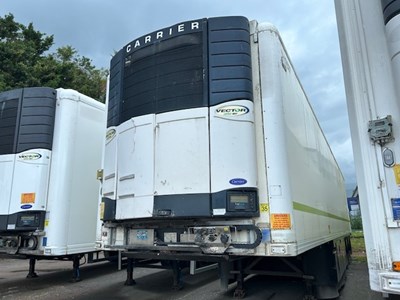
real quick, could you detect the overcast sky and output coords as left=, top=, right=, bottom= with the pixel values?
left=1, top=0, right=356, bottom=194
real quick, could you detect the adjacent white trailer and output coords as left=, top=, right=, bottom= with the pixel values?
left=98, top=17, right=351, bottom=298
left=335, top=0, right=400, bottom=297
left=0, top=87, right=105, bottom=278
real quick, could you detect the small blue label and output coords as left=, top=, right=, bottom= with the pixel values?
left=21, top=204, right=32, bottom=209
left=392, top=198, right=400, bottom=221
left=137, top=230, right=148, bottom=240
left=42, top=237, right=47, bottom=247
left=229, top=178, right=247, bottom=185
left=261, top=228, right=271, bottom=243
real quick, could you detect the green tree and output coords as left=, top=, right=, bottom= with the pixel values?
left=0, top=13, right=107, bottom=101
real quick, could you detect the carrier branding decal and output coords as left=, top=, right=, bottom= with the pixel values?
left=20, top=204, right=33, bottom=209
left=18, top=152, right=42, bottom=160
left=229, top=178, right=247, bottom=185
left=215, top=105, right=249, bottom=117
left=125, top=20, right=202, bottom=54
left=106, top=128, right=116, bottom=142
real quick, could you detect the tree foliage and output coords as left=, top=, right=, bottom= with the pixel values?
left=0, top=13, right=107, bottom=101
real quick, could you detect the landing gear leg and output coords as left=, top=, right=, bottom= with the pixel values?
left=124, top=258, right=136, bottom=286
left=26, top=258, right=38, bottom=278
left=233, top=260, right=245, bottom=298
left=171, top=260, right=183, bottom=290
left=303, top=278, right=317, bottom=300
left=219, top=261, right=230, bottom=291
left=71, top=255, right=82, bottom=282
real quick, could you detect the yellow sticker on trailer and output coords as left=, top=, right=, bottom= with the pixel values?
left=260, top=203, right=269, bottom=212
left=21, top=193, right=36, bottom=204
left=271, top=213, right=291, bottom=230
left=394, top=164, right=400, bottom=185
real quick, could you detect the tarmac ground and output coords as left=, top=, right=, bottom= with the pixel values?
left=0, top=254, right=398, bottom=300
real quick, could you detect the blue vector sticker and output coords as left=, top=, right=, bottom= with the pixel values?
left=21, top=204, right=32, bottom=209
left=229, top=178, right=247, bottom=185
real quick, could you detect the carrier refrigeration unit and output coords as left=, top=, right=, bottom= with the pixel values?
left=0, top=87, right=105, bottom=279
left=98, top=17, right=351, bottom=298
left=336, top=0, right=400, bottom=296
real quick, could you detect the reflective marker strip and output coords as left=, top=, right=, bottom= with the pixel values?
left=293, top=201, right=350, bottom=222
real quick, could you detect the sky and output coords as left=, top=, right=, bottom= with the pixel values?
left=0, top=0, right=356, bottom=194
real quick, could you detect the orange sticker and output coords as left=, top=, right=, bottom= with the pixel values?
left=21, top=193, right=36, bottom=204
left=271, top=213, right=291, bottom=230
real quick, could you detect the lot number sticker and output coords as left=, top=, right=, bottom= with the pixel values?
left=260, top=203, right=269, bottom=212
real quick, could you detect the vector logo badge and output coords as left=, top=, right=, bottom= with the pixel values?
left=18, top=153, right=42, bottom=160
left=106, top=129, right=116, bottom=142
left=215, top=105, right=249, bottom=117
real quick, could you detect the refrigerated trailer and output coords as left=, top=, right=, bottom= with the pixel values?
left=98, top=16, right=351, bottom=298
left=0, top=87, right=105, bottom=279
left=335, top=0, right=400, bottom=297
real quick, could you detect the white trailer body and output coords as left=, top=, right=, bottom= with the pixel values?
left=335, top=0, right=400, bottom=296
left=0, top=87, right=105, bottom=256
left=99, top=17, right=351, bottom=297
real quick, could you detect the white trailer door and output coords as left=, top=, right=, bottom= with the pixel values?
left=155, top=108, right=210, bottom=195
left=153, top=108, right=210, bottom=216
left=0, top=155, right=14, bottom=220
left=9, top=149, right=51, bottom=215
left=115, top=115, right=155, bottom=219
left=102, top=127, right=118, bottom=200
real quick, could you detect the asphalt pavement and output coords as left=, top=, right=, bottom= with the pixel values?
left=0, top=254, right=396, bottom=300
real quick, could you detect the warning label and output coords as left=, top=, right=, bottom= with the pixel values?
left=21, top=193, right=35, bottom=204
left=271, top=213, right=291, bottom=230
